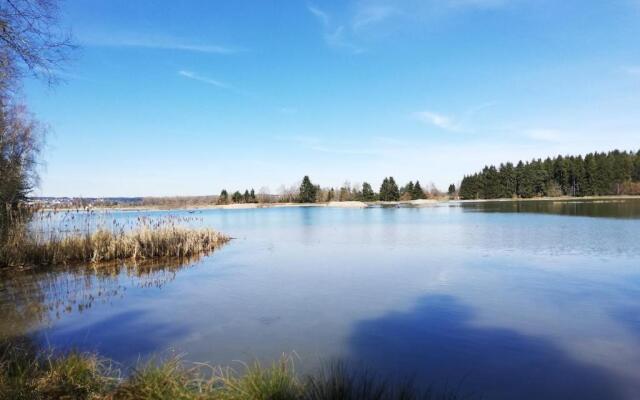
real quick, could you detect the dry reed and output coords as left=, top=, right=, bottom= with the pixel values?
left=1, top=212, right=230, bottom=268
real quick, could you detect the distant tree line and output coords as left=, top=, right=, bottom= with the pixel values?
left=271, top=176, right=438, bottom=203
left=212, top=176, right=442, bottom=205
left=217, top=188, right=257, bottom=204
left=458, top=150, right=640, bottom=200
left=140, top=196, right=217, bottom=208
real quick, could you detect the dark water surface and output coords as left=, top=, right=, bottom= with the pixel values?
left=2, top=199, right=640, bottom=399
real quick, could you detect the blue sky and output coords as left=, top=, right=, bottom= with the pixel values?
left=25, top=0, right=640, bottom=197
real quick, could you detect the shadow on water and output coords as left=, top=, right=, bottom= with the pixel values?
left=37, top=309, right=189, bottom=365
left=347, top=295, right=623, bottom=400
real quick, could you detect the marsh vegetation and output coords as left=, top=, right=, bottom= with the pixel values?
left=0, top=340, right=462, bottom=400
left=0, top=210, right=229, bottom=269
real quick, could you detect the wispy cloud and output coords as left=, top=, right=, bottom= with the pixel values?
left=308, top=5, right=364, bottom=53
left=310, top=1, right=512, bottom=51
left=178, top=70, right=231, bottom=89
left=352, top=5, right=398, bottom=31
left=326, top=27, right=364, bottom=53
left=350, top=0, right=516, bottom=33
left=82, top=34, right=243, bottom=54
left=308, top=5, right=330, bottom=26
left=413, top=102, right=497, bottom=133
left=413, top=110, right=460, bottom=132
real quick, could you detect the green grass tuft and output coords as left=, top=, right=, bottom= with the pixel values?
left=0, top=341, right=466, bottom=400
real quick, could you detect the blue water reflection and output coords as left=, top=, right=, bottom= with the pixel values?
left=2, top=200, right=640, bottom=399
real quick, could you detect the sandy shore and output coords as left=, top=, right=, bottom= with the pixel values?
left=328, top=201, right=368, bottom=208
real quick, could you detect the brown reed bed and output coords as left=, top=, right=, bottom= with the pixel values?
left=0, top=211, right=230, bottom=269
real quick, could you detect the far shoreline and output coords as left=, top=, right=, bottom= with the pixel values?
left=454, top=194, right=640, bottom=204
left=36, top=195, right=640, bottom=212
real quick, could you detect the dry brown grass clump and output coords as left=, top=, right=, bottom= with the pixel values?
left=1, top=215, right=230, bottom=268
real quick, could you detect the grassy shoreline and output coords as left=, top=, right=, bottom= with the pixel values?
left=0, top=340, right=462, bottom=400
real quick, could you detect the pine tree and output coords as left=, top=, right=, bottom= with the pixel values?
left=299, top=175, right=317, bottom=203
left=403, top=181, right=414, bottom=196
left=379, top=178, right=389, bottom=201
left=218, top=189, right=229, bottom=205
left=583, top=154, right=597, bottom=195
left=232, top=191, right=242, bottom=203
left=458, top=175, right=477, bottom=200
left=457, top=149, right=640, bottom=199
left=634, top=151, right=640, bottom=181
left=388, top=177, right=400, bottom=201
left=362, top=182, right=375, bottom=201
left=413, top=181, right=425, bottom=199
left=327, top=188, right=335, bottom=202
left=448, top=184, right=456, bottom=196
left=552, top=156, right=568, bottom=195
left=499, top=163, right=516, bottom=197
left=250, top=188, right=256, bottom=203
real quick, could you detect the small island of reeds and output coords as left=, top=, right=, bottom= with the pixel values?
left=0, top=211, right=229, bottom=270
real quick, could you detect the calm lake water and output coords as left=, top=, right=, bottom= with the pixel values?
left=3, top=199, right=640, bottom=399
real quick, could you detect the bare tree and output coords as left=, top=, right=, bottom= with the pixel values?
left=0, top=0, right=75, bottom=88
left=258, top=186, right=271, bottom=203
left=0, top=102, right=43, bottom=232
left=0, top=0, right=74, bottom=237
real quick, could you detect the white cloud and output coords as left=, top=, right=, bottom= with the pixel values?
left=178, top=70, right=230, bottom=89
left=352, top=5, right=398, bottom=31
left=308, top=5, right=364, bottom=53
left=308, top=5, right=330, bottom=27
left=308, top=0, right=522, bottom=53
left=326, top=27, right=365, bottom=53
left=413, top=110, right=460, bottom=131
left=412, top=102, right=497, bottom=133
left=349, top=0, right=516, bottom=33
left=82, top=34, right=243, bottom=54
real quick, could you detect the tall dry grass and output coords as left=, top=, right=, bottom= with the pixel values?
left=0, top=210, right=229, bottom=269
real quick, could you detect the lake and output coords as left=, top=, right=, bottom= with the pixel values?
left=2, top=199, right=640, bottom=399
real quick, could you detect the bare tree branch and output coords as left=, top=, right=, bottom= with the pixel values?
left=0, top=0, right=76, bottom=87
